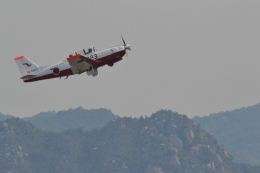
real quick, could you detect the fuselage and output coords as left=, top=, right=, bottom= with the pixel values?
left=24, top=45, right=126, bottom=82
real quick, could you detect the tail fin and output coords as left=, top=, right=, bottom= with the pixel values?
left=14, top=56, right=41, bottom=77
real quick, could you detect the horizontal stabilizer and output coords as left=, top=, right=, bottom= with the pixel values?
left=20, top=74, right=37, bottom=80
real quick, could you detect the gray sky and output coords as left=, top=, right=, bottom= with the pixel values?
left=1, top=0, right=260, bottom=118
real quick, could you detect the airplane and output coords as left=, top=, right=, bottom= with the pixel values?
left=14, top=37, right=131, bottom=82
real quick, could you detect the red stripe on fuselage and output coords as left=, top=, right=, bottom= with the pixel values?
left=24, top=68, right=74, bottom=82
left=93, top=50, right=125, bottom=68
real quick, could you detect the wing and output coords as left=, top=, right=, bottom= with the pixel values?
left=67, top=54, right=100, bottom=74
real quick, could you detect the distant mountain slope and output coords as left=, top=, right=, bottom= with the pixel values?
left=24, top=107, right=118, bottom=132
left=0, top=110, right=258, bottom=173
left=192, top=104, right=260, bottom=165
left=0, top=112, right=13, bottom=121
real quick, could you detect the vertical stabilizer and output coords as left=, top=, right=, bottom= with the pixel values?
left=14, top=56, right=40, bottom=77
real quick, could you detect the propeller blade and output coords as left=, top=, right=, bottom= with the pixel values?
left=121, top=36, right=130, bottom=58
left=121, top=35, right=126, bottom=46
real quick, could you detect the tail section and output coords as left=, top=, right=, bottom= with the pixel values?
left=14, top=56, right=41, bottom=77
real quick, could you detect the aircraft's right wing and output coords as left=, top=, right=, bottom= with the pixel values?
left=67, top=54, right=100, bottom=74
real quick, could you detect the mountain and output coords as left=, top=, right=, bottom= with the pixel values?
left=0, top=110, right=258, bottom=173
left=0, top=112, right=13, bottom=121
left=23, top=107, right=118, bottom=132
left=192, top=104, right=260, bottom=165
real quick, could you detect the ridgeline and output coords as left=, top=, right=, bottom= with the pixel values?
left=0, top=110, right=258, bottom=173
left=193, top=103, right=260, bottom=165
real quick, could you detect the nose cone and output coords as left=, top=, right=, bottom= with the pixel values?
left=125, top=44, right=131, bottom=51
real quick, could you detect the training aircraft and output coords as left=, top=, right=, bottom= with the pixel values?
left=14, top=37, right=131, bottom=82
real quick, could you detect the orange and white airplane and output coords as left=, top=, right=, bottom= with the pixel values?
left=14, top=37, right=131, bottom=82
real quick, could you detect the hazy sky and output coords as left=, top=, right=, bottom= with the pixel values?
left=1, top=0, right=260, bottom=118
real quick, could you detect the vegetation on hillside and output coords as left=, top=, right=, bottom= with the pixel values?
left=22, top=107, right=117, bottom=132
left=0, top=110, right=259, bottom=173
left=0, top=113, right=13, bottom=122
left=193, top=104, right=260, bottom=165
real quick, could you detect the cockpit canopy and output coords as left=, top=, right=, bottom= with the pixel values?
left=69, top=46, right=96, bottom=57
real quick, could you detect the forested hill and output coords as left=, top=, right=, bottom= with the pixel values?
left=0, top=113, right=13, bottom=122
left=0, top=110, right=258, bottom=173
left=0, top=108, right=117, bottom=132
left=21, top=107, right=118, bottom=132
left=192, top=103, right=260, bottom=165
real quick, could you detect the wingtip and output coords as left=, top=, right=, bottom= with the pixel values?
left=67, top=54, right=82, bottom=61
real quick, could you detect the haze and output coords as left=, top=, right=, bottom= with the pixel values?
left=1, top=0, right=260, bottom=118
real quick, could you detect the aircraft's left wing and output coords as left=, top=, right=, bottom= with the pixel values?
left=67, top=54, right=100, bottom=74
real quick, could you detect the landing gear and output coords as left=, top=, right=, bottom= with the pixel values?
left=86, top=66, right=98, bottom=77
left=108, top=63, right=114, bottom=67
left=92, top=68, right=98, bottom=76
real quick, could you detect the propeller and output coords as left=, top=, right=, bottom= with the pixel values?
left=121, top=36, right=131, bottom=58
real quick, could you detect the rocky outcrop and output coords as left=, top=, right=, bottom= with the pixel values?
left=121, top=162, right=129, bottom=173
left=169, top=134, right=182, bottom=148
left=145, top=165, right=164, bottom=173
left=207, top=161, right=215, bottom=170
left=170, top=155, right=181, bottom=165
left=184, top=127, right=194, bottom=143
left=191, top=144, right=200, bottom=155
